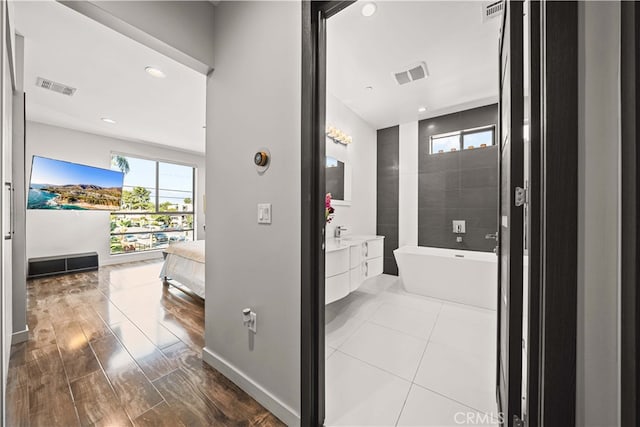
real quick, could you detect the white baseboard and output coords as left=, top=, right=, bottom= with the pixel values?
left=11, top=327, right=29, bottom=345
left=202, top=346, right=300, bottom=426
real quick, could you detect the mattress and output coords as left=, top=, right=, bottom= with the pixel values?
left=163, top=240, right=205, bottom=262
left=160, top=240, right=205, bottom=298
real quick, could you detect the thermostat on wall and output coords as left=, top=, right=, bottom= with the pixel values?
left=254, top=147, right=271, bottom=173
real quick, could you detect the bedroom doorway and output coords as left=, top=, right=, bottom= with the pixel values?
left=4, top=2, right=215, bottom=425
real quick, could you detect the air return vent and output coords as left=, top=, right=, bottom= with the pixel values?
left=482, top=1, right=504, bottom=22
left=35, top=77, right=77, bottom=96
left=392, top=62, right=428, bottom=86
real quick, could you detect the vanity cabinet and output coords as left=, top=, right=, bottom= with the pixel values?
left=349, top=244, right=363, bottom=292
left=363, top=238, right=384, bottom=279
left=325, top=247, right=350, bottom=304
left=326, top=236, right=384, bottom=304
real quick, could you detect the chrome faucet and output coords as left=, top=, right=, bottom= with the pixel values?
left=335, top=226, right=348, bottom=238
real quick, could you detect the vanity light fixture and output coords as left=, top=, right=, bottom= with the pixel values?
left=101, top=117, right=116, bottom=124
left=145, top=66, right=166, bottom=79
left=361, top=2, right=377, bottom=17
left=326, top=125, right=352, bottom=145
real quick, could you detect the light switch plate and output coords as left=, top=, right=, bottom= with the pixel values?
left=258, top=203, right=272, bottom=224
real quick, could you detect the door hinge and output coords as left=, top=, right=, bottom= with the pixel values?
left=514, top=415, right=525, bottom=427
left=515, top=186, right=527, bottom=207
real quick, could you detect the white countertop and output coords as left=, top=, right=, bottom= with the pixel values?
left=325, top=235, right=384, bottom=252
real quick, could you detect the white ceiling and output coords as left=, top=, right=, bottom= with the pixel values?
left=14, top=0, right=206, bottom=153
left=327, top=1, right=501, bottom=129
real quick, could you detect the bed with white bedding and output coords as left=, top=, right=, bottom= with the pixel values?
left=160, top=240, right=205, bottom=299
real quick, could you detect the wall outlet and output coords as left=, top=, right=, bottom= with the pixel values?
left=249, top=312, right=257, bottom=333
left=243, top=308, right=257, bottom=333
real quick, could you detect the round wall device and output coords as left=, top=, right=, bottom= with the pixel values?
left=254, top=148, right=271, bottom=174
left=254, top=151, right=268, bottom=166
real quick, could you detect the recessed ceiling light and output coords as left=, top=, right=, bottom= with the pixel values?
left=361, top=2, right=377, bottom=17
left=101, top=117, right=116, bottom=124
left=365, top=86, right=374, bottom=91
left=418, top=106, right=427, bottom=113
left=145, top=66, right=166, bottom=79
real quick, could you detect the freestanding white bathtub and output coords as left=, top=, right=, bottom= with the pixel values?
left=393, top=246, right=497, bottom=310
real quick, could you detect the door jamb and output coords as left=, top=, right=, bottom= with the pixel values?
left=538, top=1, right=579, bottom=425
left=620, top=2, right=640, bottom=425
left=525, top=1, right=542, bottom=425
left=301, top=2, right=354, bottom=426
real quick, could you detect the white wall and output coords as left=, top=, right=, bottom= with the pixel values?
left=398, top=121, right=418, bottom=247
left=325, top=93, right=376, bottom=239
left=203, top=2, right=301, bottom=425
left=25, top=121, right=206, bottom=265
left=61, top=0, right=216, bottom=74
left=576, top=2, right=620, bottom=426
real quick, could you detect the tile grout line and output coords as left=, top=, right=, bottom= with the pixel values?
left=409, top=302, right=445, bottom=384
left=332, top=348, right=413, bottom=385
left=131, top=398, right=173, bottom=424
left=96, top=275, right=174, bottom=410
left=410, top=381, right=496, bottom=419
left=50, top=321, right=83, bottom=426
left=86, top=338, right=136, bottom=425
left=394, top=302, right=445, bottom=426
left=73, top=298, right=137, bottom=426
left=99, top=265, right=186, bottom=407
left=330, top=290, right=434, bottom=350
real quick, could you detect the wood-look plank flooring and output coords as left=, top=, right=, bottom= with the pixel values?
left=6, top=260, right=285, bottom=427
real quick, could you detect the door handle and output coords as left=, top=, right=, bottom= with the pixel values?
left=485, top=232, right=498, bottom=241
left=5, top=182, right=12, bottom=240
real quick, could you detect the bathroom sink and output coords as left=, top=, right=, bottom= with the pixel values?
left=325, top=240, right=351, bottom=252
left=341, top=235, right=384, bottom=241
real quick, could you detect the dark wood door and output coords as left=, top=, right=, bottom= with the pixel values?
left=496, top=1, right=524, bottom=426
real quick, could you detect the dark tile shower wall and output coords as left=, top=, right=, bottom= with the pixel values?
left=418, top=104, right=499, bottom=252
left=376, top=125, right=399, bottom=275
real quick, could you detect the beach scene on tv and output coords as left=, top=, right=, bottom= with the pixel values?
left=28, top=156, right=124, bottom=210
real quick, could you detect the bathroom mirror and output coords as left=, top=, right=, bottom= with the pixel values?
left=326, top=156, right=351, bottom=205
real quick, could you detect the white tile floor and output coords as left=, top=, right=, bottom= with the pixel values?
left=325, top=274, right=499, bottom=427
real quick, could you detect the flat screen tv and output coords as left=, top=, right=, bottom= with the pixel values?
left=28, top=156, right=124, bottom=211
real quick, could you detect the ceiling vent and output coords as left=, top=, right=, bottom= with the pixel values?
left=35, top=77, right=77, bottom=96
left=482, top=1, right=504, bottom=23
left=392, top=62, right=428, bottom=86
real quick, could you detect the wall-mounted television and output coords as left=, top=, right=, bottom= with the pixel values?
left=28, top=156, right=124, bottom=211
